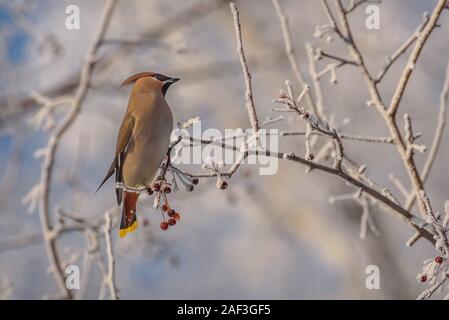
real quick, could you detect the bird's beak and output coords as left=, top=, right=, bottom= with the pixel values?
left=170, top=77, right=180, bottom=83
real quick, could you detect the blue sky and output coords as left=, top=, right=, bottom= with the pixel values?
left=0, top=5, right=29, bottom=64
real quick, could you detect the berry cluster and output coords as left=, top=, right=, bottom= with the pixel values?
left=418, top=256, right=445, bottom=283
left=147, top=181, right=172, bottom=194
left=147, top=181, right=182, bottom=231
left=160, top=205, right=181, bottom=231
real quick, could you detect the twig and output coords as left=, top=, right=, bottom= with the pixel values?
left=419, top=191, right=449, bottom=256
left=272, top=0, right=318, bottom=115
left=345, top=0, right=376, bottom=14
left=417, top=270, right=449, bottom=300
left=230, top=2, right=259, bottom=132
left=388, top=0, right=447, bottom=117
left=178, top=135, right=434, bottom=244
left=332, top=0, right=433, bottom=220
left=103, top=211, right=118, bottom=300
left=375, top=13, right=430, bottom=83
left=405, top=59, right=449, bottom=211
left=316, top=49, right=358, bottom=66
left=421, top=60, right=449, bottom=184
left=306, top=43, right=327, bottom=121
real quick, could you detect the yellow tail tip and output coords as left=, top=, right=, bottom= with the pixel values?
left=119, top=220, right=139, bottom=238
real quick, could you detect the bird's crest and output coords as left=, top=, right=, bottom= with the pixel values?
left=120, top=72, right=158, bottom=87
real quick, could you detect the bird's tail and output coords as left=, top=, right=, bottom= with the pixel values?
left=119, top=191, right=139, bottom=238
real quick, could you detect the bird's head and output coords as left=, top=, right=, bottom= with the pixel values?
left=121, top=71, right=180, bottom=96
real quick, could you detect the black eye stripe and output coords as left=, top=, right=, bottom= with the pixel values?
left=154, top=74, right=170, bottom=82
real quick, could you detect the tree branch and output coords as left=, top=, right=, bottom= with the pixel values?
left=36, top=0, right=117, bottom=299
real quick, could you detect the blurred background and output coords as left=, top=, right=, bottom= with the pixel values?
left=0, top=0, right=448, bottom=299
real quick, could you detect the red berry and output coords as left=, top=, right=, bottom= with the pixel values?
left=163, top=186, right=171, bottom=193
left=142, top=219, right=149, bottom=226
left=435, top=256, right=443, bottom=264
left=168, top=218, right=176, bottom=226
left=162, top=204, right=169, bottom=212
left=160, top=221, right=169, bottom=231
left=152, top=183, right=161, bottom=191
left=168, top=209, right=176, bottom=217
left=173, top=212, right=181, bottom=221
left=420, top=275, right=427, bottom=282
left=192, top=178, right=199, bottom=185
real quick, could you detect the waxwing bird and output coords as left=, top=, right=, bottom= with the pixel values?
left=97, top=72, right=178, bottom=237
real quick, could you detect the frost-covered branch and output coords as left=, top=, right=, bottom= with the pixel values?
left=388, top=0, right=448, bottom=117
left=405, top=59, right=449, bottom=212
left=375, top=12, right=430, bottom=83
left=26, top=0, right=117, bottom=299
left=230, top=2, right=259, bottom=132
left=103, top=211, right=118, bottom=300
left=272, top=0, right=317, bottom=115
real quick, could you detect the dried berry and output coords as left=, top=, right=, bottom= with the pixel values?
left=186, top=184, right=194, bottom=192
left=168, top=218, right=176, bottom=226
left=160, top=221, right=169, bottom=231
left=435, top=256, right=443, bottom=264
left=162, top=204, right=169, bottom=212
left=146, top=187, right=153, bottom=195
left=218, top=180, right=228, bottom=190
left=192, top=178, right=199, bottom=185
left=173, top=212, right=181, bottom=221
left=420, top=275, right=427, bottom=283
left=152, top=182, right=161, bottom=192
left=168, top=209, right=176, bottom=217
left=163, top=186, right=171, bottom=193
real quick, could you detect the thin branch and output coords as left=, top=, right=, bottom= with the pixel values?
left=420, top=190, right=449, bottom=256
left=272, top=0, right=318, bottom=115
left=345, top=0, right=377, bottom=14
left=281, top=131, right=394, bottom=144
left=332, top=0, right=431, bottom=220
left=229, top=2, right=259, bottom=132
left=316, top=49, right=359, bottom=66
left=178, top=136, right=434, bottom=244
left=375, top=13, right=430, bottom=83
left=320, top=0, right=344, bottom=39
left=388, top=0, right=447, bottom=117
left=417, top=270, right=449, bottom=300
left=103, top=211, right=118, bottom=300
left=405, top=59, right=449, bottom=212
left=306, top=43, right=327, bottom=120
left=421, top=60, right=449, bottom=183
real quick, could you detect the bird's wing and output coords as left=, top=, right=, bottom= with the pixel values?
left=96, top=114, right=135, bottom=205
